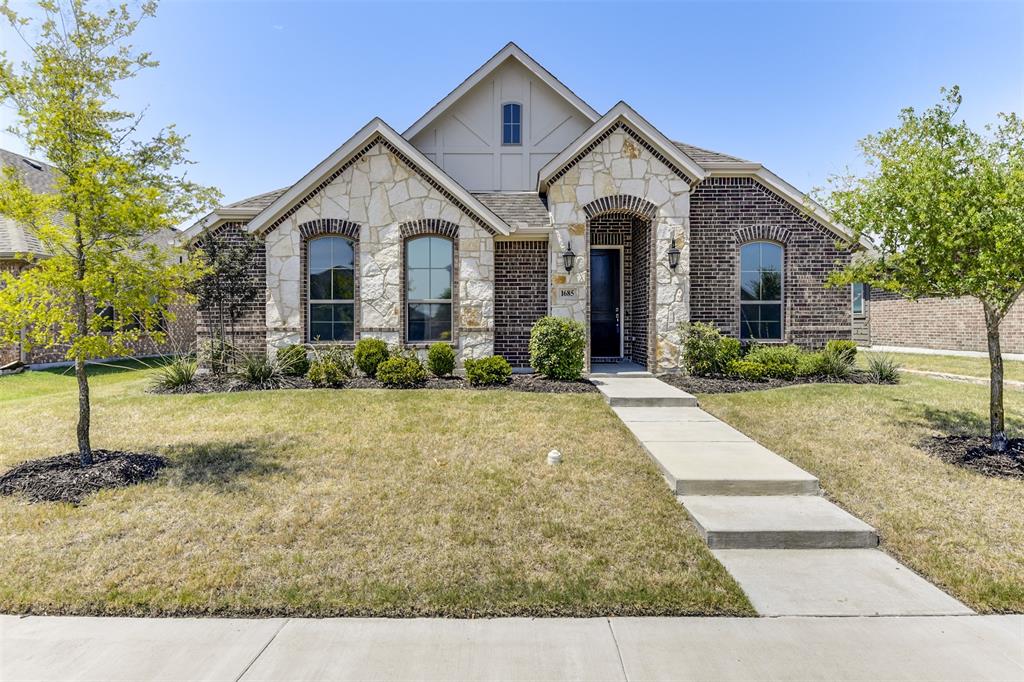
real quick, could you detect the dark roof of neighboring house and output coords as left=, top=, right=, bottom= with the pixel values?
left=226, top=187, right=288, bottom=210
left=472, top=192, right=550, bottom=229
left=0, top=148, right=55, bottom=259
left=672, top=141, right=747, bottom=164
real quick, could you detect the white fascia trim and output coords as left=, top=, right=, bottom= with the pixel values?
left=703, top=163, right=875, bottom=252
left=537, top=101, right=707, bottom=192
left=179, top=207, right=261, bottom=246
left=244, top=118, right=510, bottom=237
left=402, top=42, right=600, bottom=140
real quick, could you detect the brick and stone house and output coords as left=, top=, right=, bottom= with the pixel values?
left=0, top=148, right=196, bottom=368
left=185, top=43, right=869, bottom=372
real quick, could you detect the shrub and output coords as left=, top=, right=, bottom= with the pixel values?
left=866, top=354, right=901, bottom=384
left=529, top=316, right=586, bottom=380
left=796, top=351, right=826, bottom=377
left=238, top=353, right=283, bottom=389
left=464, top=355, right=512, bottom=386
left=744, top=344, right=802, bottom=380
left=306, top=347, right=352, bottom=388
left=728, top=358, right=767, bottom=382
left=151, top=355, right=197, bottom=390
left=376, top=354, right=428, bottom=388
left=818, top=346, right=854, bottom=380
left=427, top=342, right=456, bottom=377
left=353, top=338, right=389, bottom=378
left=682, top=322, right=741, bottom=376
left=276, top=344, right=309, bottom=376
left=825, top=339, right=858, bottom=364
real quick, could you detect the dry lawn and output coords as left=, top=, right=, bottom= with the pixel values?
left=0, top=364, right=752, bottom=617
left=700, top=374, right=1024, bottom=613
left=861, top=350, right=1024, bottom=383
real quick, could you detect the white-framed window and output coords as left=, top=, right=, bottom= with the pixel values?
left=502, top=102, right=522, bottom=145
left=308, top=236, right=355, bottom=342
left=740, top=241, right=783, bottom=340
left=406, top=236, right=453, bottom=343
left=852, top=282, right=865, bottom=316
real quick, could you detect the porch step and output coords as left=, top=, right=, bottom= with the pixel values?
left=680, top=495, right=878, bottom=549
left=644, top=441, right=820, bottom=496
left=590, top=376, right=698, bottom=407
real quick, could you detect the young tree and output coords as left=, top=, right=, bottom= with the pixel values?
left=821, top=87, right=1024, bottom=452
left=0, top=0, right=220, bottom=465
left=190, top=228, right=260, bottom=372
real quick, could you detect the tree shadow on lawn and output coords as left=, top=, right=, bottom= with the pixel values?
left=159, top=438, right=289, bottom=493
left=893, top=400, right=1024, bottom=438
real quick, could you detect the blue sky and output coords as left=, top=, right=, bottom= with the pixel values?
left=2, top=1, right=1022, bottom=209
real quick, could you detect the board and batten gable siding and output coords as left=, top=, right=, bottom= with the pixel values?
left=408, top=59, right=591, bottom=191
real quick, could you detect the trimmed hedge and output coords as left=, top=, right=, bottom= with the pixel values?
left=529, top=316, right=585, bottom=380
left=682, top=323, right=740, bottom=376
left=353, top=338, right=389, bottom=378
left=376, top=354, right=428, bottom=388
left=464, top=355, right=512, bottom=385
left=427, top=342, right=456, bottom=377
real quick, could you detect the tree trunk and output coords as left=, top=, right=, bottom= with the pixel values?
left=983, top=303, right=1008, bottom=453
left=75, top=352, right=93, bottom=466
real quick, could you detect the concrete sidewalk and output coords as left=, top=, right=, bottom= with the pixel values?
left=2, top=614, right=1022, bottom=681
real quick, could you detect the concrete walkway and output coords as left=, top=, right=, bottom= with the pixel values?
left=592, top=373, right=973, bottom=617
left=3, top=614, right=1022, bottom=681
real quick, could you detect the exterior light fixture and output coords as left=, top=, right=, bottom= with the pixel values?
left=667, top=237, right=681, bottom=270
left=562, top=243, right=576, bottom=273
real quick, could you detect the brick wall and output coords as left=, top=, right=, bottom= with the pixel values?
left=869, top=291, right=1024, bottom=354
left=494, top=240, right=548, bottom=367
left=589, top=213, right=651, bottom=366
left=689, top=177, right=853, bottom=348
left=194, top=222, right=267, bottom=356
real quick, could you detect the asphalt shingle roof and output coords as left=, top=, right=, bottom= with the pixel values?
left=672, top=141, right=747, bottom=164
left=0, top=148, right=55, bottom=259
left=472, top=192, right=550, bottom=230
left=226, top=187, right=288, bottom=210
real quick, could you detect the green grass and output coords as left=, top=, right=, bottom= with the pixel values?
left=699, top=374, right=1024, bottom=613
left=861, top=350, right=1024, bottom=383
left=0, top=366, right=752, bottom=618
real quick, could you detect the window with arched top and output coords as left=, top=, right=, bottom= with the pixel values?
left=740, top=242, right=783, bottom=340
left=308, top=236, right=355, bottom=342
left=406, top=236, right=453, bottom=342
left=502, top=102, right=522, bottom=145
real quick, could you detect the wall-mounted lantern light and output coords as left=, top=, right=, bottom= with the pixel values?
left=667, top=237, right=681, bottom=270
left=562, top=243, right=576, bottom=273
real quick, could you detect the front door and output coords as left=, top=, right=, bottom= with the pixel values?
left=590, top=248, right=621, bottom=358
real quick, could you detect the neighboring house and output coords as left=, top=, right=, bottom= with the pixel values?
left=857, top=287, right=1024, bottom=355
left=0, top=148, right=195, bottom=368
left=185, top=43, right=869, bottom=372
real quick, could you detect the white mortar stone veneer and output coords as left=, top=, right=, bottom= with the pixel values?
left=547, top=131, right=690, bottom=370
left=264, top=143, right=495, bottom=364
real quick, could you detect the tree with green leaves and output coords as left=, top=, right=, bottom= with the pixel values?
left=0, top=0, right=220, bottom=465
left=821, top=86, right=1024, bottom=452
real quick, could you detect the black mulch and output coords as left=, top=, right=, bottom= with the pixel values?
left=151, top=373, right=597, bottom=395
left=917, top=435, right=1024, bottom=479
left=0, top=450, right=168, bottom=504
left=660, top=371, right=876, bottom=395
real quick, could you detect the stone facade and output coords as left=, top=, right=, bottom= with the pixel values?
left=546, top=126, right=690, bottom=370
left=494, top=239, right=548, bottom=367
left=689, top=177, right=854, bottom=348
left=869, top=291, right=1024, bottom=355
left=261, top=141, right=495, bottom=363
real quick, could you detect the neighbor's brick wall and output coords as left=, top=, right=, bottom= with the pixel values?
left=494, top=240, right=548, bottom=367
left=869, top=291, right=1024, bottom=354
left=194, top=221, right=267, bottom=355
left=689, top=177, right=853, bottom=348
left=0, top=259, right=26, bottom=365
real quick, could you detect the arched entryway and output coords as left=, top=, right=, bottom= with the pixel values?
left=583, top=196, right=657, bottom=371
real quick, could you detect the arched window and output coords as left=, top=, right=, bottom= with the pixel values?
left=406, top=236, right=453, bottom=342
left=502, top=102, right=521, bottom=145
left=740, top=242, right=783, bottom=340
left=308, top=236, right=355, bottom=342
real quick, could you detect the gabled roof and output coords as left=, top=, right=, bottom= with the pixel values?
left=672, top=141, right=746, bottom=164
left=537, top=101, right=708, bottom=191
left=243, top=118, right=510, bottom=236
left=403, top=42, right=600, bottom=140
left=0, top=148, right=55, bottom=259
left=472, top=192, right=550, bottom=230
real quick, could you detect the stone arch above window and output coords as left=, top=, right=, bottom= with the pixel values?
left=582, top=195, right=658, bottom=221
left=399, top=219, right=460, bottom=240
left=298, top=218, right=361, bottom=241
left=735, top=225, right=792, bottom=245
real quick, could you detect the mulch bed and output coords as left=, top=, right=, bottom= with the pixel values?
left=0, top=450, right=168, bottom=504
left=660, top=371, right=876, bottom=394
left=917, top=435, right=1024, bottom=480
left=151, top=373, right=597, bottom=395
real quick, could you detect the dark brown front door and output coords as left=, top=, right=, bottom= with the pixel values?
left=590, top=248, right=621, bottom=358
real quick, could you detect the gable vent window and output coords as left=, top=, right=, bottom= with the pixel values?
left=502, top=103, right=521, bottom=145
